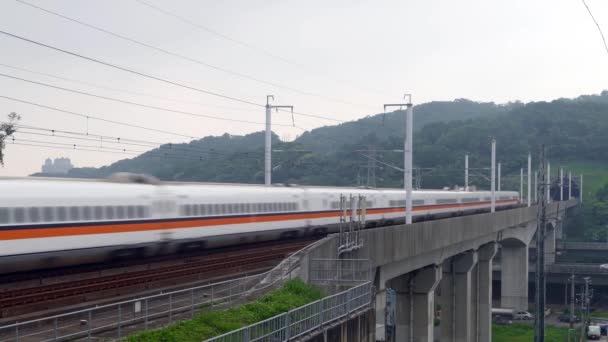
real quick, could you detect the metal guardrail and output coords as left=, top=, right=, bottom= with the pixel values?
left=0, top=249, right=307, bottom=342
left=204, top=281, right=373, bottom=342
left=309, top=259, right=371, bottom=284
left=558, top=241, right=608, bottom=250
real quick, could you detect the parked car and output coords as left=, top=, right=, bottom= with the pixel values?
left=599, top=264, right=608, bottom=270
left=493, top=315, right=513, bottom=325
left=513, top=310, right=534, bottom=320
left=588, top=325, right=601, bottom=340
left=558, top=313, right=580, bottom=323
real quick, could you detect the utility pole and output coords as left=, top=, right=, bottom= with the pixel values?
left=534, top=145, right=547, bottom=342
left=570, top=274, right=575, bottom=329
left=568, top=171, right=572, bottom=200
left=560, top=167, right=564, bottom=201
left=465, top=154, right=469, bottom=190
left=264, top=95, right=293, bottom=186
left=491, top=139, right=496, bottom=213
left=384, top=94, right=413, bottom=224
left=528, top=154, right=532, bottom=206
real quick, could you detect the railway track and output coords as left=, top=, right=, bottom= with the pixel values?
left=0, top=239, right=312, bottom=316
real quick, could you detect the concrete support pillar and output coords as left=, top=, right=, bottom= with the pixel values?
left=387, top=265, right=443, bottom=342
left=441, top=250, right=478, bottom=342
left=500, top=243, right=529, bottom=311
left=545, top=225, right=556, bottom=264
left=477, top=243, right=498, bottom=342
left=387, top=274, right=412, bottom=341
left=412, top=266, right=442, bottom=341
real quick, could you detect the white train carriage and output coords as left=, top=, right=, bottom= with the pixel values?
left=0, top=176, right=519, bottom=274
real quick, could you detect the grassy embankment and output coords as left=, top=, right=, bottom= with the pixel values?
left=493, top=323, right=577, bottom=341
left=125, top=280, right=322, bottom=342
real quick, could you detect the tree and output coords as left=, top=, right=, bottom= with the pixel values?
left=0, top=112, right=20, bottom=166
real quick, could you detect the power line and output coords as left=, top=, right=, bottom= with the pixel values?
left=0, top=95, right=195, bottom=139
left=0, top=72, right=291, bottom=126
left=581, top=0, right=608, bottom=56
left=133, top=0, right=390, bottom=96
left=14, top=0, right=370, bottom=110
left=0, top=29, right=344, bottom=123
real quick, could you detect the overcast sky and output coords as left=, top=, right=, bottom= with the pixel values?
left=0, top=0, right=607, bottom=177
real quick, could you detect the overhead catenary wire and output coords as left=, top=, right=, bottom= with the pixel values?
left=0, top=72, right=292, bottom=127
left=0, top=95, right=196, bottom=139
left=14, top=0, right=370, bottom=110
left=133, top=0, right=391, bottom=96
left=0, top=29, right=344, bottom=123
left=581, top=0, right=608, bottom=56
left=0, top=62, right=260, bottom=112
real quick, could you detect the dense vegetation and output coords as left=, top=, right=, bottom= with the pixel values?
left=125, top=280, right=322, bottom=342
left=34, top=91, right=608, bottom=239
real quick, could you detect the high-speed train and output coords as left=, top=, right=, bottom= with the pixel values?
left=0, top=174, right=519, bottom=274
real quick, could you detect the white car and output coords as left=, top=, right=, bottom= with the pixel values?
left=588, top=325, right=601, bottom=340
left=599, top=264, right=608, bottom=270
left=513, top=311, right=534, bottom=320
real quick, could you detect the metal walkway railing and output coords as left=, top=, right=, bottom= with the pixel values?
left=204, top=281, right=373, bottom=342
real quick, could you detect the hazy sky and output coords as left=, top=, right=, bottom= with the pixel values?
left=0, top=0, right=607, bottom=176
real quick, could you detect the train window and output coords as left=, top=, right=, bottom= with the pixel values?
left=199, top=204, right=206, bottom=216
left=69, top=207, right=80, bottom=221
left=14, top=208, right=25, bottom=223
left=366, top=201, right=373, bottom=208
left=136, top=206, right=146, bottom=218
left=182, top=205, right=191, bottom=216
left=483, top=197, right=491, bottom=201
left=238, top=203, right=245, bottom=213
left=57, top=207, right=68, bottom=221
left=436, top=199, right=457, bottom=204
left=42, top=207, right=54, bottom=222
left=413, top=200, right=425, bottom=206
left=106, top=206, right=115, bottom=220
left=94, top=206, right=104, bottom=220
left=191, top=204, right=199, bottom=216
left=28, top=207, right=40, bottom=223
left=82, top=207, right=92, bottom=220
left=461, top=198, right=480, bottom=203
left=0, top=208, right=8, bottom=224
left=127, top=206, right=136, bottom=219
left=116, top=206, right=126, bottom=219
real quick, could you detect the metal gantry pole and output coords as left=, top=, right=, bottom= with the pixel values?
left=528, top=154, right=532, bottom=207
left=498, top=162, right=501, bottom=192
left=570, top=274, right=575, bottom=329
left=569, top=171, right=572, bottom=200
left=384, top=94, right=413, bottom=224
left=580, top=174, right=584, bottom=203
left=491, top=139, right=496, bottom=213
left=264, top=95, right=293, bottom=186
left=547, top=162, right=551, bottom=203
left=560, top=168, right=564, bottom=201
left=534, top=145, right=547, bottom=342
left=520, top=168, right=524, bottom=202
left=535, top=171, right=538, bottom=203
left=465, top=154, right=469, bottom=190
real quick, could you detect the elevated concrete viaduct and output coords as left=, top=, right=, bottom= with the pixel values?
left=301, top=199, right=576, bottom=342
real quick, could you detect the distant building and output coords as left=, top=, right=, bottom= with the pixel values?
left=41, top=157, right=74, bottom=175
